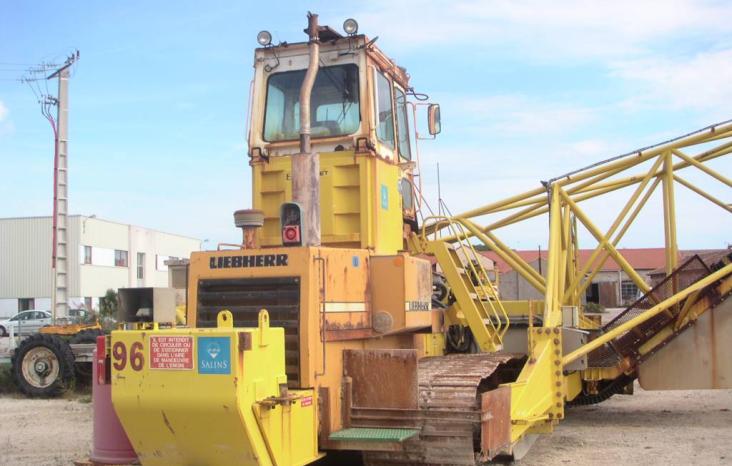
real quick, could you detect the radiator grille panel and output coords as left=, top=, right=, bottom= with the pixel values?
left=197, top=277, right=301, bottom=385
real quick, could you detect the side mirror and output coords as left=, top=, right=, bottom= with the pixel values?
left=427, top=104, right=441, bottom=136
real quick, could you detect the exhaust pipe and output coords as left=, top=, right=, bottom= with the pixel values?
left=292, top=12, right=321, bottom=246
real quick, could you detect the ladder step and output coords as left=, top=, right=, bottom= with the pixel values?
left=329, top=428, right=419, bottom=443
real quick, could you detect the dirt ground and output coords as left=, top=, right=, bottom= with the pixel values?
left=0, top=385, right=730, bottom=465
left=0, top=396, right=92, bottom=466
left=522, top=385, right=732, bottom=466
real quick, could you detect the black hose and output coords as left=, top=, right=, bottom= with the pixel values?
left=567, top=374, right=636, bottom=406
left=446, top=325, right=473, bottom=353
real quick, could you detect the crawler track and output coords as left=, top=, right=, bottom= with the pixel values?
left=359, top=353, right=523, bottom=466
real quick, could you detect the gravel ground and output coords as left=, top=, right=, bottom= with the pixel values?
left=0, top=396, right=92, bottom=465
left=0, top=386, right=730, bottom=465
left=522, top=385, right=732, bottom=466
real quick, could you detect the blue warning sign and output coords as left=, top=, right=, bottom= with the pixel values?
left=197, top=336, right=231, bottom=375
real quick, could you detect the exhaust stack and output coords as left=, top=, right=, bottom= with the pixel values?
left=291, top=12, right=321, bottom=246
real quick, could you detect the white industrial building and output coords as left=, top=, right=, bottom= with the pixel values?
left=0, top=215, right=201, bottom=317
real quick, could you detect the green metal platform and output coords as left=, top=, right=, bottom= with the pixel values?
left=329, top=427, right=419, bottom=443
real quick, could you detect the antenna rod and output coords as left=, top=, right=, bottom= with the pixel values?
left=437, top=162, right=442, bottom=216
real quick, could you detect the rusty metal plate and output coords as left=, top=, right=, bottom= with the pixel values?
left=344, top=349, right=419, bottom=409
left=357, top=353, right=523, bottom=466
left=480, top=386, right=511, bottom=460
left=639, top=295, right=732, bottom=389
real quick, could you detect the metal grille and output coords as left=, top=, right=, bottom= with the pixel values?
left=196, top=277, right=301, bottom=385
left=588, top=255, right=712, bottom=367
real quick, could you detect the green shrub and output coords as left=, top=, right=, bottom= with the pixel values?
left=584, top=302, right=606, bottom=313
left=0, top=363, right=14, bottom=393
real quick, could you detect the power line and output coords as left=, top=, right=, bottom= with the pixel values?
left=0, top=61, right=59, bottom=66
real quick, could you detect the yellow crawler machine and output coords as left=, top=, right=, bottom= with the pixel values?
left=106, top=13, right=732, bottom=465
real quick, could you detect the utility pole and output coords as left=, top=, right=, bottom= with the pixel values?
left=46, top=51, right=79, bottom=320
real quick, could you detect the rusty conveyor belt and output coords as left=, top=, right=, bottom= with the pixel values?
left=587, top=255, right=714, bottom=368
left=357, top=353, right=523, bottom=466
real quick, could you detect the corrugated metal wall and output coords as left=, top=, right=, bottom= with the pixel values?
left=1, top=216, right=199, bottom=304
left=0, top=217, right=54, bottom=298
left=67, top=216, right=81, bottom=297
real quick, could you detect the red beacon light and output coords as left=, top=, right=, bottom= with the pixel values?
left=280, top=202, right=303, bottom=246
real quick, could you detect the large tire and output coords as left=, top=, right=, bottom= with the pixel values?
left=70, top=329, right=103, bottom=384
left=69, top=328, right=104, bottom=344
left=0, top=326, right=7, bottom=337
left=11, top=334, right=75, bottom=397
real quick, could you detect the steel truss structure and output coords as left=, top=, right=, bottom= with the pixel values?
left=414, top=119, right=732, bottom=446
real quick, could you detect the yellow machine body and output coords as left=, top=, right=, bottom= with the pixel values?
left=111, top=311, right=320, bottom=466
left=185, top=246, right=436, bottom=435
left=106, top=15, right=732, bottom=465
left=253, top=150, right=403, bottom=254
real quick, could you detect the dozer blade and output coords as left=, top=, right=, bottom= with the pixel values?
left=335, top=350, right=524, bottom=466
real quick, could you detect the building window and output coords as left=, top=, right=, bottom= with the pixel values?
left=115, top=250, right=128, bottom=267
left=621, top=280, right=639, bottom=302
left=586, top=283, right=600, bottom=304
left=18, top=298, right=35, bottom=311
left=137, top=252, right=145, bottom=279
left=83, top=246, right=92, bottom=264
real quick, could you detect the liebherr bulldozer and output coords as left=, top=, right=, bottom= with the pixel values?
left=102, top=13, right=732, bottom=465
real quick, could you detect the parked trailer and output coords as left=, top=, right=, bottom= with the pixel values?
left=1, top=328, right=100, bottom=397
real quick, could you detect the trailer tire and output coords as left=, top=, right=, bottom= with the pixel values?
left=70, top=329, right=103, bottom=384
left=11, top=334, right=75, bottom=397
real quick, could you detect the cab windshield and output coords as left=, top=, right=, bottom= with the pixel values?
left=263, top=64, right=360, bottom=142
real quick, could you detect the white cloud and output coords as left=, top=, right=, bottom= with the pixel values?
left=0, top=100, right=13, bottom=139
left=444, top=94, right=597, bottom=136
left=345, top=0, right=732, bottom=60
left=611, top=48, right=732, bottom=113
left=566, top=139, right=607, bottom=157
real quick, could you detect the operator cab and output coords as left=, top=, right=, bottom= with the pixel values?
left=247, top=19, right=440, bottom=252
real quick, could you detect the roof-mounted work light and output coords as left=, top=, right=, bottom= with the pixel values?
left=257, top=30, right=272, bottom=46
left=343, top=18, right=358, bottom=35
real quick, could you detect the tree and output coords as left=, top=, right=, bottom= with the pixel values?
left=98, top=289, right=118, bottom=320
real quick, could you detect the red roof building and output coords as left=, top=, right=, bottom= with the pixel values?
left=481, top=248, right=721, bottom=308
left=482, top=248, right=669, bottom=274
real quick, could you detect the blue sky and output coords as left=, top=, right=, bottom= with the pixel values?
left=1, top=0, right=730, bottom=250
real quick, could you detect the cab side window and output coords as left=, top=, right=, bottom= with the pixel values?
left=395, top=87, right=411, bottom=160
left=374, top=70, right=395, bottom=148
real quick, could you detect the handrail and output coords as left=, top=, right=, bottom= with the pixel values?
left=420, top=214, right=510, bottom=345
